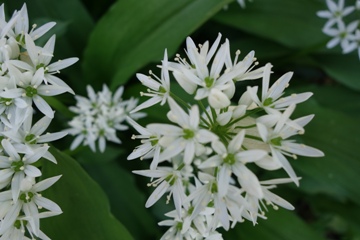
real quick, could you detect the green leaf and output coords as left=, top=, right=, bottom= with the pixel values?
left=41, top=148, right=133, bottom=240
left=223, top=208, right=325, bottom=240
left=311, top=197, right=360, bottom=239
left=84, top=161, right=160, bottom=239
left=294, top=85, right=360, bottom=118
left=214, top=0, right=327, bottom=49
left=313, top=53, right=360, bottom=91
left=83, top=0, right=233, bottom=90
left=293, top=99, right=360, bottom=205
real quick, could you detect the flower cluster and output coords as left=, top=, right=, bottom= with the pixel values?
left=67, top=84, right=145, bottom=152
left=317, top=0, right=360, bottom=59
left=0, top=4, right=77, bottom=239
left=128, top=34, right=324, bottom=239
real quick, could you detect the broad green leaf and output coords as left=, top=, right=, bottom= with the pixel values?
left=84, top=161, right=161, bottom=239
left=41, top=148, right=133, bottom=240
left=292, top=99, right=360, bottom=205
left=294, top=85, right=360, bottom=118
left=223, top=208, right=325, bottom=240
left=311, top=197, right=360, bottom=239
left=214, top=0, right=327, bottom=49
left=83, top=0, right=233, bottom=90
left=313, top=53, right=360, bottom=91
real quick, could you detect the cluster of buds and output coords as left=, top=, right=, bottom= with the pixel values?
left=317, top=0, right=360, bottom=59
left=0, top=4, right=77, bottom=239
left=128, top=34, right=324, bottom=239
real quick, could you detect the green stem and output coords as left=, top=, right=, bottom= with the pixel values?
left=170, top=92, right=191, bottom=109
left=245, top=134, right=263, bottom=142
left=197, top=100, right=214, bottom=126
left=42, top=96, right=74, bottom=118
left=227, top=108, right=263, bottom=127
left=235, top=124, right=257, bottom=129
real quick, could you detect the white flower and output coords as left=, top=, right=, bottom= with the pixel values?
left=244, top=178, right=296, bottom=225
left=2, top=113, right=66, bottom=163
left=127, top=117, right=162, bottom=170
left=0, top=139, right=47, bottom=201
left=170, top=34, right=238, bottom=108
left=133, top=167, right=186, bottom=217
left=247, top=63, right=313, bottom=111
left=9, top=34, right=77, bottom=92
left=344, top=29, right=360, bottom=58
left=323, top=20, right=359, bottom=51
left=199, top=130, right=267, bottom=198
left=131, top=49, right=170, bottom=112
left=68, top=84, right=144, bottom=152
left=0, top=66, right=69, bottom=118
left=157, top=98, right=218, bottom=165
left=317, top=0, right=355, bottom=27
left=256, top=105, right=324, bottom=185
left=0, top=176, right=62, bottom=237
left=3, top=4, right=56, bottom=44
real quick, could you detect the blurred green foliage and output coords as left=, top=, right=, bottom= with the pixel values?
left=2, top=0, right=360, bottom=239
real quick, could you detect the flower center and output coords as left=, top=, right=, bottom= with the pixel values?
left=11, top=160, right=25, bottom=172
left=25, top=86, right=37, bottom=97
left=263, top=97, right=273, bottom=106
left=204, top=76, right=214, bottom=88
left=36, top=63, right=46, bottom=70
left=15, top=34, right=25, bottom=45
left=223, top=153, right=236, bottom=165
left=183, top=129, right=194, bottom=139
left=165, top=174, right=176, bottom=186
left=25, top=134, right=37, bottom=144
left=0, top=97, right=13, bottom=106
left=150, top=138, right=158, bottom=146
left=158, top=86, right=167, bottom=94
left=19, top=192, right=34, bottom=203
left=13, top=219, right=28, bottom=229
left=211, top=182, right=218, bottom=193
left=271, top=136, right=283, bottom=146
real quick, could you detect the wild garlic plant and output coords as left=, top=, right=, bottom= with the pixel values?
left=128, top=34, right=324, bottom=239
left=0, top=4, right=77, bottom=239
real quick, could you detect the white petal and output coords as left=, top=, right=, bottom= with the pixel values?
left=34, top=196, right=62, bottom=213
left=271, top=147, right=299, bottom=186
left=33, top=175, right=61, bottom=192
left=145, top=180, right=169, bottom=208
left=24, top=165, right=42, bottom=177
left=47, top=57, right=79, bottom=72
left=281, top=142, right=324, bottom=157
left=233, top=163, right=263, bottom=198
left=218, top=165, right=231, bottom=197
left=33, top=95, right=54, bottom=118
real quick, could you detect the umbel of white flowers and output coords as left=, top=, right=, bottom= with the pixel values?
left=128, top=33, right=324, bottom=240
left=317, top=0, right=360, bottom=59
left=0, top=3, right=77, bottom=239
left=66, top=84, right=145, bottom=152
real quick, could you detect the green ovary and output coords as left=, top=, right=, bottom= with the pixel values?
left=25, top=86, right=37, bottom=97
left=263, top=97, right=273, bottom=106
left=271, top=136, right=282, bottom=146
left=11, top=160, right=24, bottom=172
left=204, top=76, right=214, bottom=88
left=183, top=129, right=194, bottom=139
left=25, top=134, right=37, bottom=144
left=223, top=153, right=236, bottom=165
